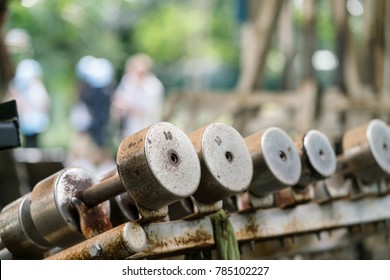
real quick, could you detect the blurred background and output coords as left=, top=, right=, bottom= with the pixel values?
left=3, top=0, right=390, bottom=186
left=2, top=0, right=388, bottom=148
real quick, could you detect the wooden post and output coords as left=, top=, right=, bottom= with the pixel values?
left=0, top=0, right=13, bottom=99
left=236, top=0, right=284, bottom=93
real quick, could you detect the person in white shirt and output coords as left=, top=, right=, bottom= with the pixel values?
left=111, top=53, right=164, bottom=139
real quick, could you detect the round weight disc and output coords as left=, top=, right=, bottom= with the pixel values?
left=202, top=123, right=253, bottom=193
left=304, top=130, right=336, bottom=178
left=262, top=127, right=301, bottom=186
left=145, top=122, right=201, bottom=199
left=367, top=119, right=390, bottom=175
left=54, top=168, right=100, bottom=233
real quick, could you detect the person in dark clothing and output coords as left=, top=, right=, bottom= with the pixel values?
left=68, top=56, right=116, bottom=177
left=73, top=56, right=115, bottom=148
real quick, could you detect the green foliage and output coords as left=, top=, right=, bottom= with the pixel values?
left=132, top=0, right=239, bottom=64
left=315, top=0, right=336, bottom=50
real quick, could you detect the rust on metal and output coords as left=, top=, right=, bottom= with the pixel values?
left=245, top=128, right=301, bottom=197
left=117, top=122, right=201, bottom=211
left=46, top=223, right=131, bottom=260
left=236, top=215, right=259, bottom=241
left=30, top=168, right=99, bottom=248
left=188, top=123, right=253, bottom=204
left=342, top=119, right=390, bottom=182
left=71, top=197, right=112, bottom=239
left=79, top=175, right=123, bottom=208
left=44, top=193, right=390, bottom=259
left=274, top=189, right=296, bottom=208
left=132, top=219, right=214, bottom=259
left=274, top=186, right=314, bottom=208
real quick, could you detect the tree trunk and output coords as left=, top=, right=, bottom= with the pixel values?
left=278, top=0, right=295, bottom=90
left=302, top=0, right=316, bottom=80
left=236, top=0, right=284, bottom=93
left=0, top=0, right=13, bottom=99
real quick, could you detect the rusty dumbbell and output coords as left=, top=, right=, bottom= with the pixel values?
left=245, top=127, right=302, bottom=197
left=275, top=130, right=337, bottom=208
left=315, top=119, right=390, bottom=201
left=168, top=123, right=253, bottom=218
left=189, top=123, right=253, bottom=204
left=82, top=122, right=201, bottom=222
left=341, top=119, right=390, bottom=182
left=0, top=122, right=201, bottom=258
left=0, top=167, right=106, bottom=258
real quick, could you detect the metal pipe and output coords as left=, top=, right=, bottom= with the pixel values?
left=137, top=194, right=390, bottom=259
left=45, top=193, right=390, bottom=260
left=45, top=222, right=147, bottom=260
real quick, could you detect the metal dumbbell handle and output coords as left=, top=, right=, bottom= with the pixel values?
left=79, top=173, right=123, bottom=208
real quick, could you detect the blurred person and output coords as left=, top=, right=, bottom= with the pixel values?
left=111, top=53, right=165, bottom=139
left=68, top=56, right=116, bottom=177
left=6, top=59, right=50, bottom=147
left=72, top=56, right=114, bottom=148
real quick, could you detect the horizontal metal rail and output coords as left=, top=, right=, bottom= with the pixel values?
left=47, top=194, right=390, bottom=260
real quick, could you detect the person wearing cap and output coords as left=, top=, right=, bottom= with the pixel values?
left=7, top=59, right=50, bottom=147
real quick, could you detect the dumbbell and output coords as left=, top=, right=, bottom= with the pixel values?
left=0, top=167, right=103, bottom=258
left=0, top=122, right=201, bottom=257
left=188, top=123, right=253, bottom=203
left=172, top=123, right=253, bottom=216
left=316, top=119, right=390, bottom=201
left=244, top=127, right=302, bottom=207
left=81, top=122, right=201, bottom=214
left=0, top=194, right=51, bottom=258
left=119, top=122, right=253, bottom=220
left=274, top=130, right=337, bottom=207
left=342, top=119, right=390, bottom=182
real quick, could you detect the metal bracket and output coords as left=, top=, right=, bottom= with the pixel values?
left=137, top=205, right=169, bottom=224
left=191, top=197, right=222, bottom=214
left=249, top=193, right=274, bottom=209
left=71, top=197, right=112, bottom=239
left=274, top=186, right=314, bottom=208
left=314, top=172, right=351, bottom=203
left=350, top=178, right=382, bottom=200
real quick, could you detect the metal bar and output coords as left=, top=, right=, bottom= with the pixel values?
left=136, top=218, right=215, bottom=258
left=45, top=194, right=390, bottom=259
left=46, top=222, right=146, bottom=260
left=134, top=194, right=390, bottom=259
left=80, top=174, right=124, bottom=208
left=231, top=195, right=390, bottom=242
